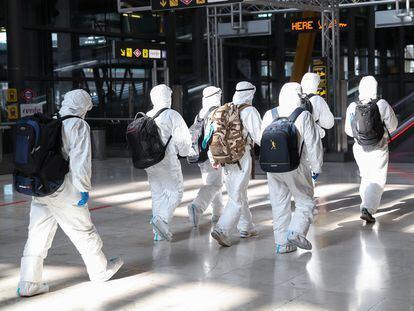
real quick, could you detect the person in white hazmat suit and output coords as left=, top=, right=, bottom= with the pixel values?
left=300, top=72, right=334, bottom=139
left=345, top=76, right=398, bottom=223
left=188, top=86, right=224, bottom=226
left=210, top=81, right=262, bottom=247
left=261, top=83, right=323, bottom=253
left=17, top=90, right=123, bottom=297
left=146, top=84, right=192, bottom=241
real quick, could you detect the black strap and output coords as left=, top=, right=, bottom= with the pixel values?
left=59, top=115, right=83, bottom=121
left=288, top=107, right=305, bottom=123
left=305, top=93, right=316, bottom=99
left=204, top=90, right=221, bottom=99
left=236, top=88, right=255, bottom=92
left=152, top=108, right=169, bottom=120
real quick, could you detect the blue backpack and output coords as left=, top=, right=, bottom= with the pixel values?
left=13, top=114, right=80, bottom=196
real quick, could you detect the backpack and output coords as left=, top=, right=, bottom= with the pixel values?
left=300, top=94, right=315, bottom=114
left=187, top=106, right=216, bottom=164
left=351, top=100, right=385, bottom=146
left=209, top=103, right=250, bottom=166
left=13, top=113, right=81, bottom=197
left=260, top=107, right=305, bottom=173
left=126, top=108, right=171, bottom=169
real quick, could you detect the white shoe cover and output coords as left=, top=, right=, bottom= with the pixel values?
left=92, top=257, right=124, bottom=282
left=17, top=281, right=49, bottom=297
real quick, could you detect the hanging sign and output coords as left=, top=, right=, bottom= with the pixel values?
left=151, top=0, right=241, bottom=12
left=113, top=41, right=167, bottom=60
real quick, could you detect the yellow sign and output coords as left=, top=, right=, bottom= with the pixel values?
left=142, top=49, right=149, bottom=58
left=7, top=88, right=18, bottom=103
left=120, top=49, right=126, bottom=56
left=7, top=104, right=19, bottom=120
left=170, top=0, right=178, bottom=6
left=126, top=48, right=132, bottom=58
left=196, top=0, right=205, bottom=4
left=160, top=0, right=167, bottom=6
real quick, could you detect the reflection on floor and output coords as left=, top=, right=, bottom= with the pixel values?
left=0, top=159, right=414, bottom=311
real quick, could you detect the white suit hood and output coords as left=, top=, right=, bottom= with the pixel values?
left=358, top=76, right=378, bottom=102
left=59, top=89, right=93, bottom=119
left=301, top=73, right=320, bottom=95
left=278, top=82, right=302, bottom=116
left=232, top=81, right=256, bottom=105
left=200, top=86, right=221, bottom=118
left=150, top=84, right=172, bottom=110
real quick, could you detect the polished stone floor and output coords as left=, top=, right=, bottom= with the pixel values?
left=0, top=159, right=413, bottom=311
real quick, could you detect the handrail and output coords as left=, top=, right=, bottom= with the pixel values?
left=389, top=114, right=414, bottom=143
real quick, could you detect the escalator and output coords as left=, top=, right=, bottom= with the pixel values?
left=389, top=91, right=414, bottom=163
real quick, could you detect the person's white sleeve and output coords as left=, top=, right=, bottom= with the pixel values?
left=379, top=100, right=398, bottom=133
left=344, top=103, right=355, bottom=137
left=314, top=97, right=334, bottom=130
left=302, top=112, right=323, bottom=174
left=68, top=120, right=92, bottom=192
left=172, top=113, right=192, bottom=157
left=261, top=110, right=273, bottom=134
left=242, top=106, right=262, bottom=146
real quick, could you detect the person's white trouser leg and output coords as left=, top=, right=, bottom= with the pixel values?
left=20, top=178, right=111, bottom=283
left=147, top=156, right=184, bottom=224
left=20, top=200, right=58, bottom=283
left=192, top=161, right=223, bottom=215
left=216, top=152, right=252, bottom=235
left=353, top=144, right=389, bottom=215
left=267, top=173, right=292, bottom=245
left=287, top=164, right=314, bottom=236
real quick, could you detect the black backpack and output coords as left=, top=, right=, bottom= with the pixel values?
left=300, top=94, right=315, bottom=114
left=126, top=108, right=171, bottom=169
left=260, top=107, right=305, bottom=173
left=351, top=100, right=385, bottom=146
left=13, top=113, right=81, bottom=197
left=187, top=106, right=216, bottom=164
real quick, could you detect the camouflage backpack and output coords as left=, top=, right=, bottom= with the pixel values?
left=209, top=103, right=250, bottom=166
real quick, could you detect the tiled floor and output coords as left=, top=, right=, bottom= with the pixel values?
left=0, top=159, right=413, bottom=311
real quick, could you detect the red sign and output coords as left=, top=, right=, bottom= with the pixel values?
left=21, top=89, right=36, bottom=102
left=180, top=0, right=192, bottom=5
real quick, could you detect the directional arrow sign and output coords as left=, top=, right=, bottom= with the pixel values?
left=160, top=0, right=167, bottom=7
left=120, top=49, right=125, bottom=56
left=113, top=41, right=167, bottom=61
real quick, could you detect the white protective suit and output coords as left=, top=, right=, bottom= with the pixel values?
left=214, top=81, right=262, bottom=236
left=190, top=87, right=224, bottom=221
left=146, top=85, right=192, bottom=239
left=261, top=83, right=323, bottom=247
left=345, top=76, right=398, bottom=215
left=19, top=90, right=118, bottom=290
left=301, top=72, right=334, bottom=138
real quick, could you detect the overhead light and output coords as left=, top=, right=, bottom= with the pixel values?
left=122, top=13, right=128, bottom=17
left=130, top=14, right=141, bottom=19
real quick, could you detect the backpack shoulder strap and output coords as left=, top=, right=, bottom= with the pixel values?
left=288, top=107, right=305, bottom=123
left=271, top=108, right=278, bottom=120
left=60, top=115, right=83, bottom=122
left=153, top=108, right=169, bottom=120
left=238, top=103, right=251, bottom=111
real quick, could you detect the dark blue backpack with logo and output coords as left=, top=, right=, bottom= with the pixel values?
left=13, top=114, right=80, bottom=196
left=260, top=107, right=304, bottom=173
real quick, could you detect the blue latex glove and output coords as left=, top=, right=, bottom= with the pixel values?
left=311, top=172, right=319, bottom=181
left=77, top=192, right=89, bottom=207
